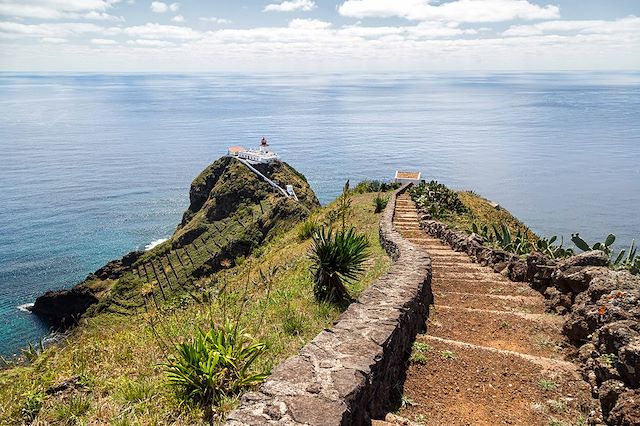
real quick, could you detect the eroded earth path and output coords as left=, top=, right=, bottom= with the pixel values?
left=391, top=193, right=595, bottom=426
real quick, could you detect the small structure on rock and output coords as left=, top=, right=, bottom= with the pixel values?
left=394, top=170, right=422, bottom=185
left=228, top=137, right=279, bottom=164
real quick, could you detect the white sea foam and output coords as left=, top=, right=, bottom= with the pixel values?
left=145, top=238, right=168, bottom=251
left=17, top=303, right=34, bottom=313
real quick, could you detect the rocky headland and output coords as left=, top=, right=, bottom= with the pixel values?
left=31, top=156, right=320, bottom=327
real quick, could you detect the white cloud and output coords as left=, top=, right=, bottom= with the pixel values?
left=127, top=38, right=175, bottom=47
left=170, top=14, right=183, bottom=23
left=338, top=0, right=560, bottom=23
left=503, top=16, right=640, bottom=37
left=288, top=19, right=331, bottom=30
left=0, top=21, right=105, bottom=38
left=264, top=0, right=316, bottom=13
left=121, top=22, right=200, bottom=39
left=150, top=2, right=168, bottom=13
left=199, top=16, right=231, bottom=25
left=41, top=36, right=67, bottom=43
left=91, top=37, right=117, bottom=44
left=0, top=0, right=122, bottom=21
left=150, top=1, right=179, bottom=13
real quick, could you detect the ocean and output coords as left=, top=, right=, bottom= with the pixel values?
left=1, top=72, right=639, bottom=357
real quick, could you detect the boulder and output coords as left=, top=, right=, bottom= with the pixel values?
left=32, top=287, right=98, bottom=326
left=507, top=260, right=528, bottom=282
left=618, top=337, right=640, bottom=388
left=597, top=320, right=640, bottom=355
left=544, top=286, right=573, bottom=314
left=598, top=379, right=628, bottom=418
left=557, top=250, right=610, bottom=269
left=607, top=389, right=640, bottom=426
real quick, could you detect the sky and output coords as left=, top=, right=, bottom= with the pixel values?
left=0, top=0, right=639, bottom=72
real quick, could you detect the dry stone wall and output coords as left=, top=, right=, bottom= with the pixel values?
left=225, top=185, right=433, bottom=425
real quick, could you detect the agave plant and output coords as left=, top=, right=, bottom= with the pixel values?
left=373, top=193, right=389, bottom=213
left=612, top=239, right=639, bottom=275
left=471, top=222, right=495, bottom=242
left=491, top=224, right=533, bottom=255
left=309, top=226, right=369, bottom=303
left=164, top=321, right=267, bottom=407
left=536, top=235, right=574, bottom=259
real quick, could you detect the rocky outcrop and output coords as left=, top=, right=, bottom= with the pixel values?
left=31, top=250, right=143, bottom=326
left=32, top=287, right=98, bottom=326
left=225, top=185, right=433, bottom=425
left=419, top=219, right=640, bottom=425
left=33, top=156, right=319, bottom=327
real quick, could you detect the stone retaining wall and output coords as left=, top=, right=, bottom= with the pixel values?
left=225, top=185, right=433, bottom=425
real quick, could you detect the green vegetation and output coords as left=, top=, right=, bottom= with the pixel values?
left=352, top=179, right=400, bottom=194
left=164, top=321, right=267, bottom=409
left=409, top=341, right=431, bottom=365
left=599, top=353, right=618, bottom=368
left=373, top=194, right=389, bottom=213
left=297, top=218, right=319, bottom=241
left=572, top=234, right=639, bottom=274
left=538, top=379, right=558, bottom=391
left=0, top=155, right=393, bottom=425
left=309, top=226, right=370, bottom=304
left=440, top=350, right=456, bottom=360
left=409, top=181, right=468, bottom=219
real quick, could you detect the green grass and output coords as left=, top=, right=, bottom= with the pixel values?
left=0, top=192, right=391, bottom=425
left=440, top=350, right=456, bottom=360
left=538, top=378, right=558, bottom=391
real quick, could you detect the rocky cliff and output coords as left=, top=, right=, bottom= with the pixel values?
left=32, top=156, right=319, bottom=326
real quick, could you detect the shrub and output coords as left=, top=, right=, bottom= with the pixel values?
left=53, top=395, right=92, bottom=422
left=20, top=390, right=43, bottom=422
left=352, top=180, right=400, bottom=194
left=297, top=219, right=318, bottom=241
left=164, top=321, right=267, bottom=407
left=373, top=194, right=389, bottom=213
left=409, top=181, right=468, bottom=218
left=282, top=307, right=306, bottom=336
left=309, top=226, right=369, bottom=304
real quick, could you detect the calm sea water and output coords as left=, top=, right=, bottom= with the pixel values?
left=1, top=72, right=639, bottom=356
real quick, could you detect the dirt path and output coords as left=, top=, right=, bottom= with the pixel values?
left=383, top=194, right=595, bottom=426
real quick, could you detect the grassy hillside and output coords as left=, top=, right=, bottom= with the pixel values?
left=0, top=189, right=391, bottom=425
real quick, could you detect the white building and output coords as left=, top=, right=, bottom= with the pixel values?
left=394, top=170, right=422, bottom=185
left=228, top=138, right=279, bottom=164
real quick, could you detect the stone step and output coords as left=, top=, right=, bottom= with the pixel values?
left=434, top=278, right=538, bottom=297
left=428, top=306, right=565, bottom=359
left=432, top=264, right=489, bottom=274
left=427, top=305, right=562, bottom=358
left=434, top=291, right=546, bottom=314
left=420, top=252, right=471, bottom=260
left=433, top=271, right=511, bottom=282
left=400, top=336, right=590, bottom=426
left=416, top=335, right=573, bottom=370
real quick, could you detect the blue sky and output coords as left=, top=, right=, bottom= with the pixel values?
left=1, top=0, right=639, bottom=71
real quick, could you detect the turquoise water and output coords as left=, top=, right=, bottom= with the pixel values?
left=1, top=72, right=639, bottom=356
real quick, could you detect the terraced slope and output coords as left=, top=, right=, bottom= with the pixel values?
left=391, top=193, right=596, bottom=426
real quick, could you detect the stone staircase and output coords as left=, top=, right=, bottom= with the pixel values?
left=382, top=193, right=596, bottom=426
